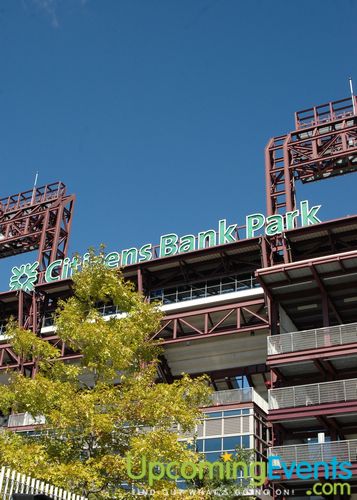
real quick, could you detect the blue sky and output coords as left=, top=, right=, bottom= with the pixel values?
left=1, top=0, right=357, bottom=288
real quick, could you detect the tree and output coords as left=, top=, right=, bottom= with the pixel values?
left=0, top=252, right=211, bottom=499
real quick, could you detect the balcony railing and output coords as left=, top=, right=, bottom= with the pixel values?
left=267, top=322, right=357, bottom=356
left=208, top=388, right=268, bottom=413
left=269, top=439, right=357, bottom=466
left=8, top=412, right=45, bottom=428
left=148, top=274, right=259, bottom=305
left=42, top=303, right=123, bottom=328
left=5, top=391, right=267, bottom=428
left=40, top=276, right=262, bottom=330
left=210, top=388, right=252, bottom=406
left=269, top=378, right=357, bottom=410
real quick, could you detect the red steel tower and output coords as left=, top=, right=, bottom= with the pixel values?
left=0, top=181, right=75, bottom=272
left=260, top=96, right=357, bottom=497
left=265, top=95, right=357, bottom=263
left=0, top=182, right=75, bottom=374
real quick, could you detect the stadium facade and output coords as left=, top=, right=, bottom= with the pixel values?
left=1, top=95, right=357, bottom=499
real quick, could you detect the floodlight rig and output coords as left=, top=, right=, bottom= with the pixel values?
left=265, top=95, right=357, bottom=263
left=0, top=182, right=75, bottom=272
left=0, top=182, right=75, bottom=333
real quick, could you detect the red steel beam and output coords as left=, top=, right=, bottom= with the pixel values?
left=267, top=344, right=357, bottom=367
left=268, top=401, right=357, bottom=422
left=152, top=298, right=268, bottom=343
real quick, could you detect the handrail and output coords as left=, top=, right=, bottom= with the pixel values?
left=0, top=182, right=66, bottom=214
left=269, top=439, right=357, bottom=465
left=269, top=378, right=357, bottom=410
left=267, top=322, right=357, bottom=356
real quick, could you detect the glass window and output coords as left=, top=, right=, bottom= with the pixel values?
left=185, top=440, right=195, bottom=451
left=195, top=439, right=203, bottom=452
left=205, top=452, right=222, bottom=463
left=242, top=408, right=250, bottom=415
left=205, top=438, right=222, bottom=452
left=176, top=480, right=187, bottom=490
left=223, top=409, right=242, bottom=417
left=241, top=477, right=251, bottom=487
left=205, top=411, right=222, bottom=419
left=223, top=436, right=241, bottom=450
left=233, top=469, right=244, bottom=479
left=242, top=435, right=250, bottom=448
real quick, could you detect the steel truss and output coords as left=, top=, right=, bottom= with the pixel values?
left=265, top=96, right=357, bottom=263
left=0, top=182, right=75, bottom=377
left=0, top=182, right=75, bottom=273
left=152, top=298, right=268, bottom=343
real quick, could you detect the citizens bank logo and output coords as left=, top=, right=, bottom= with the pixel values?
left=9, top=262, right=39, bottom=292
left=126, top=454, right=352, bottom=495
left=8, top=200, right=323, bottom=292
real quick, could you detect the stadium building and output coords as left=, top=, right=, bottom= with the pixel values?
left=1, top=94, right=357, bottom=499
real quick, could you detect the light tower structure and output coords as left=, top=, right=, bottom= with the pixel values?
left=265, top=95, right=357, bottom=264
left=0, top=182, right=74, bottom=271
left=260, top=96, right=357, bottom=497
left=0, top=182, right=75, bottom=375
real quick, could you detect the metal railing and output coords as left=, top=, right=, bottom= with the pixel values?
left=269, top=378, right=357, bottom=410
left=8, top=412, right=45, bottom=428
left=208, top=388, right=268, bottom=413
left=210, top=388, right=253, bottom=406
left=0, top=182, right=66, bottom=214
left=149, top=275, right=259, bottom=304
left=40, top=276, right=261, bottom=329
left=269, top=439, right=357, bottom=466
left=267, top=322, right=357, bottom=356
left=295, top=96, right=357, bottom=129
left=0, top=466, right=87, bottom=499
left=42, top=303, right=122, bottom=328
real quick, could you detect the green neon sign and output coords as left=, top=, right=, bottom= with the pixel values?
left=9, top=200, right=321, bottom=292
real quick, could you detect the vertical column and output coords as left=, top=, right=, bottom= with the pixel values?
left=32, top=292, right=37, bottom=333
left=137, top=267, right=143, bottom=294
left=18, top=290, right=24, bottom=328
left=283, top=135, right=295, bottom=214
left=322, top=293, right=330, bottom=328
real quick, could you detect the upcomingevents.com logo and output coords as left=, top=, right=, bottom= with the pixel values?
left=306, top=482, right=351, bottom=496
left=126, top=454, right=352, bottom=493
left=131, top=487, right=295, bottom=497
